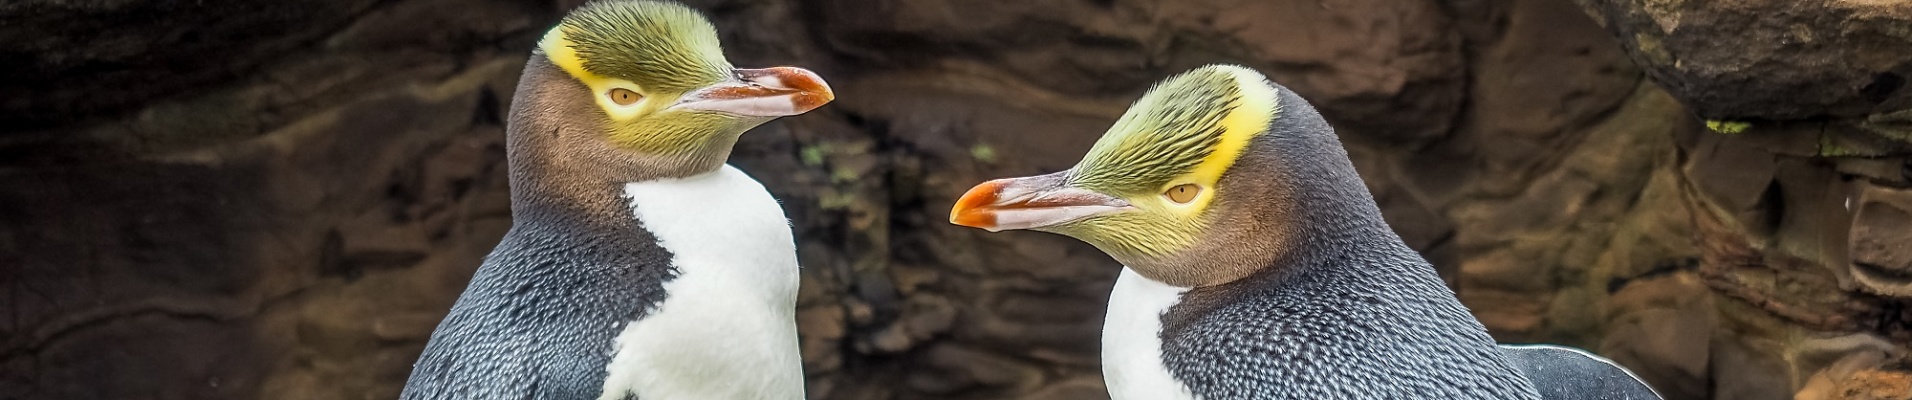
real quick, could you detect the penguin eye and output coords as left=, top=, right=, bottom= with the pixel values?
left=1164, top=184, right=1200, bottom=204
left=607, top=88, right=642, bottom=106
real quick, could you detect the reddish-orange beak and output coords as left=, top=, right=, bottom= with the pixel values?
left=951, top=179, right=1010, bottom=229
left=671, top=66, right=835, bottom=117
left=950, top=173, right=1132, bottom=232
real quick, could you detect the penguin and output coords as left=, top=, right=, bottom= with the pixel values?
left=400, top=1, right=832, bottom=399
left=948, top=65, right=1660, bottom=400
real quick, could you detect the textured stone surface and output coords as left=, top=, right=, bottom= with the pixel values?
left=1851, top=183, right=1912, bottom=297
left=3, top=0, right=1911, bottom=399
left=1571, top=0, right=1912, bottom=121
left=1838, top=370, right=1912, bottom=400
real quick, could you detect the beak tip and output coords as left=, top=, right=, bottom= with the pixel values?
left=949, top=210, right=992, bottom=230
left=949, top=180, right=1004, bottom=231
left=778, top=66, right=834, bottom=114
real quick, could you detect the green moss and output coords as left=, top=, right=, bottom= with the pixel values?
left=1819, top=134, right=1851, bottom=157
left=1871, top=126, right=1912, bottom=143
left=1859, top=109, right=1912, bottom=144
left=969, top=143, right=997, bottom=163
left=1705, top=120, right=1751, bottom=134
left=831, top=165, right=861, bottom=183
left=819, top=189, right=857, bottom=210
left=800, top=144, right=829, bottom=166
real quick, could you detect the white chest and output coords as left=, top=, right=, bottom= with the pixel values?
left=1103, top=267, right=1199, bottom=400
left=596, top=165, right=803, bottom=400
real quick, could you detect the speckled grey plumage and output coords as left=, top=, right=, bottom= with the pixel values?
left=1499, top=345, right=1663, bottom=400
left=399, top=56, right=680, bottom=400
left=1155, top=83, right=1542, bottom=399
left=400, top=190, right=670, bottom=400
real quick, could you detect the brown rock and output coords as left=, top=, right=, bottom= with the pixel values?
left=1839, top=370, right=1912, bottom=400
left=1712, top=331, right=1796, bottom=400
left=1851, top=183, right=1912, bottom=297
left=1572, top=0, right=1912, bottom=120
left=0, top=0, right=382, bottom=126
left=799, top=305, right=849, bottom=341
left=914, top=343, right=1045, bottom=393
left=369, top=313, right=443, bottom=342
left=1600, top=273, right=1714, bottom=399
left=1014, top=377, right=1108, bottom=400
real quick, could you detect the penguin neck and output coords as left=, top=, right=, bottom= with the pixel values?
left=1265, top=86, right=1418, bottom=274
left=1259, top=127, right=1405, bottom=281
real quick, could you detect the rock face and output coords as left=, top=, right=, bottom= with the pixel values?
left=1, top=0, right=1907, bottom=400
left=1570, top=3, right=1912, bottom=399
left=1571, top=0, right=1912, bottom=121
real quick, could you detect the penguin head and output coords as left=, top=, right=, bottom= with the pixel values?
left=526, top=0, right=833, bottom=177
left=951, top=65, right=1308, bottom=287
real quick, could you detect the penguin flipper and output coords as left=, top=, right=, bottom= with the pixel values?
left=1497, top=344, right=1663, bottom=400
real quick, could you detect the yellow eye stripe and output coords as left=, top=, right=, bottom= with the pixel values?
left=539, top=27, right=649, bottom=121
left=1165, top=66, right=1279, bottom=218
left=1112, top=66, right=1280, bottom=257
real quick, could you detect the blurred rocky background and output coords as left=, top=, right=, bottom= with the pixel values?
left=2, top=0, right=1909, bottom=399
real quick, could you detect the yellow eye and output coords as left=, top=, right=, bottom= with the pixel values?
left=1165, top=184, right=1200, bottom=204
left=608, top=88, right=642, bottom=106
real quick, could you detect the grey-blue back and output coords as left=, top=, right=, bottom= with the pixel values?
left=400, top=190, right=674, bottom=400
left=1499, top=345, right=1663, bottom=400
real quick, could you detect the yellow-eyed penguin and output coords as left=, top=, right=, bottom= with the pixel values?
left=401, top=1, right=832, bottom=399
left=949, top=65, right=1660, bottom=400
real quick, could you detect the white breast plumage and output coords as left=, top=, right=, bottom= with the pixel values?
left=596, top=164, right=803, bottom=400
left=1103, top=267, right=1200, bottom=400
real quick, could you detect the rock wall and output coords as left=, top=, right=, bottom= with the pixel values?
left=2, top=0, right=1907, bottom=399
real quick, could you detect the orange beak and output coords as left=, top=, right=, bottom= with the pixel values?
left=950, top=179, right=1010, bottom=229
left=950, top=173, right=1132, bottom=232
left=671, top=66, right=835, bottom=117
